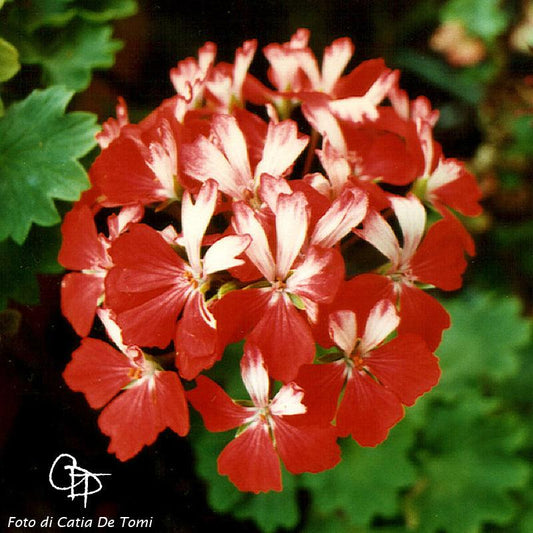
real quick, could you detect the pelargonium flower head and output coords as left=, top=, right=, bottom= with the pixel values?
left=296, top=299, right=440, bottom=446
left=63, top=309, right=189, bottom=461
left=187, top=343, right=340, bottom=493
left=105, top=180, right=250, bottom=378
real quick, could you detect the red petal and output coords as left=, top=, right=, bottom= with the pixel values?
left=175, top=291, right=219, bottom=380
left=187, top=375, right=252, bottom=432
left=106, top=224, right=191, bottom=348
left=152, top=371, right=190, bottom=437
left=248, top=292, right=315, bottom=382
left=337, top=371, right=404, bottom=446
left=410, top=218, right=468, bottom=290
left=90, top=125, right=174, bottom=207
left=274, top=417, right=340, bottom=474
left=295, top=361, right=346, bottom=425
left=218, top=422, right=282, bottom=493
left=366, top=334, right=441, bottom=406
left=213, top=287, right=272, bottom=349
left=63, top=338, right=132, bottom=409
left=398, top=285, right=450, bottom=351
left=58, top=205, right=108, bottom=270
left=99, top=371, right=188, bottom=461
left=61, top=272, right=104, bottom=337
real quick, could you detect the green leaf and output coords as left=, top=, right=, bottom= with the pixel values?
left=408, top=395, right=529, bottom=532
left=78, top=0, right=138, bottom=23
left=20, top=20, right=123, bottom=91
left=0, top=86, right=97, bottom=243
left=0, top=37, right=20, bottom=82
left=441, top=0, right=511, bottom=42
left=435, top=290, right=531, bottom=399
left=301, top=421, right=418, bottom=528
left=9, top=0, right=76, bottom=31
left=233, top=472, right=300, bottom=533
left=0, top=224, right=63, bottom=309
left=189, top=421, right=246, bottom=514
left=392, top=49, right=483, bottom=105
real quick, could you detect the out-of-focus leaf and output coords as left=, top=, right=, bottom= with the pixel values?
left=0, top=37, right=19, bottom=82
left=435, top=290, right=530, bottom=398
left=0, top=86, right=97, bottom=243
left=507, top=115, right=533, bottom=157
left=78, top=0, right=138, bottom=23
left=495, top=221, right=533, bottom=277
left=0, top=224, right=63, bottom=309
left=189, top=420, right=245, bottom=514
left=233, top=471, right=299, bottom=533
left=441, top=0, right=511, bottom=42
left=19, top=20, right=122, bottom=91
left=392, top=50, right=483, bottom=105
left=408, top=394, right=529, bottom=532
left=300, top=421, right=417, bottom=528
left=9, top=0, right=76, bottom=31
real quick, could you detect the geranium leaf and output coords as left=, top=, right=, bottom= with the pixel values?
left=435, top=290, right=531, bottom=398
left=300, top=421, right=417, bottom=528
left=0, top=86, right=97, bottom=243
left=0, top=224, right=63, bottom=309
left=78, top=0, right=138, bottom=23
left=408, top=394, right=529, bottom=532
left=21, top=20, right=123, bottom=91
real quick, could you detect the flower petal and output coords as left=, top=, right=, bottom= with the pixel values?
left=218, top=422, right=282, bottom=493
left=360, top=299, right=399, bottom=353
left=329, top=310, right=358, bottom=356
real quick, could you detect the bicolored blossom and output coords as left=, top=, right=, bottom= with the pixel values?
left=96, top=96, right=130, bottom=149
left=214, top=191, right=350, bottom=382
left=58, top=203, right=143, bottom=337
left=106, top=180, right=250, bottom=378
left=355, top=194, right=471, bottom=349
left=296, top=300, right=440, bottom=445
left=188, top=343, right=340, bottom=492
left=63, top=309, right=189, bottom=461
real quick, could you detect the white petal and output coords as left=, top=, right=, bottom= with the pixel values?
left=241, top=343, right=271, bottom=408
left=232, top=201, right=276, bottom=281
left=311, top=187, right=368, bottom=247
left=255, top=120, right=308, bottom=180
left=270, top=382, right=306, bottom=417
left=360, top=299, right=399, bottom=353
left=329, top=309, right=358, bottom=356
left=389, top=194, right=426, bottom=265
left=212, top=115, right=252, bottom=190
left=181, top=180, right=218, bottom=276
left=356, top=210, right=401, bottom=268
left=258, top=174, right=292, bottom=214
left=202, top=234, right=251, bottom=275
left=321, top=37, right=354, bottom=93
left=275, top=192, right=309, bottom=279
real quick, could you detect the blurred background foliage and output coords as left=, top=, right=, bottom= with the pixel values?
left=0, top=1, right=532, bottom=532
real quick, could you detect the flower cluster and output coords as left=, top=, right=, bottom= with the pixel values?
left=60, top=29, right=482, bottom=493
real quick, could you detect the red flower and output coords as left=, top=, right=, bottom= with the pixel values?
left=106, top=180, right=250, bottom=378
left=188, top=343, right=340, bottom=492
left=297, top=300, right=440, bottom=446
left=214, top=191, right=348, bottom=382
left=355, top=194, right=471, bottom=349
left=63, top=309, right=189, bottom=461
